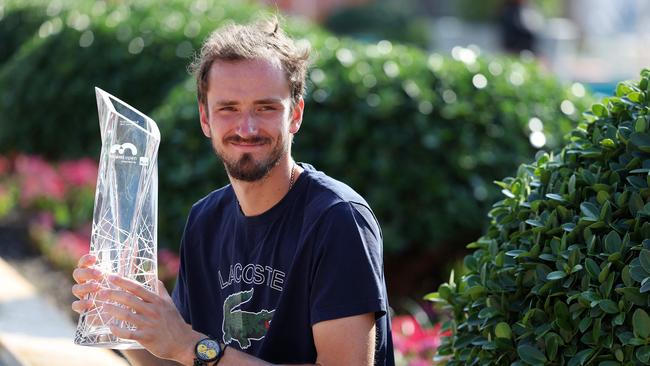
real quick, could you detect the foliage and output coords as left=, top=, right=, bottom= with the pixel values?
left=152, top=36, right=591, bottom=253
left=430, top=69, right=650, bottom=365
left=0, top=1, right=591, bottom=255
left=324, top=0, right=430, bottom=49
left=0, top=154, right=180, bottom=287
left=0, top=0, right=268, bottom=159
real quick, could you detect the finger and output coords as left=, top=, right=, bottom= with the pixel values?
left=72, top=267, right=102, bottom=284
left=71, top=299, right=94, bottom=314
left=97, top=289, right=155, bottom=318
left=77, top=254, right=97, bottom=268
left=103, top=303, right=147, bottom=327
left=72, top=281, right=101, bottom=299
left=109, top=324, right=143, bottom=341
left=108, top=275, right=158, bottom=304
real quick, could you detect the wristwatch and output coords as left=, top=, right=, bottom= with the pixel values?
left=193, top=337, right=225, bottom=366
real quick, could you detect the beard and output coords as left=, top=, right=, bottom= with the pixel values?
left=213, top=134, right=288, bottom=182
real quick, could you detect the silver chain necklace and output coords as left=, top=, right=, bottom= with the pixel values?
left=288, top=163, right=296, bottom=191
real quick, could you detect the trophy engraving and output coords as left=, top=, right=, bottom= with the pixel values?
left=74, top=87, right=160, bottom=349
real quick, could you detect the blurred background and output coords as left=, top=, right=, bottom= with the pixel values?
left=0, top=0, right=647, bottom=364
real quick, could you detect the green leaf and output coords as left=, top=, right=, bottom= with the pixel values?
left=517, top=344, right=547, bottom=365
left=547, top=271, right=567, bottom=280
left=636, top=117, right=648, bottom=132
left=585, top=258, right=601, bottom=280
left=592, top=103, right=608, bottom=117
left=495, top=322, right=511, bottom=339
left=546, top=193, right=565, bottom=202
left=636, top=345, right=650, bottom=364
left=604, top=231, right=622, bottom=254
left=598, top=362, right=619, bottom=366
left=633, top=308, right=650, bottom=339
left=630, top=132, right=650, bottom=153
left=568, top=349, right=594, bottom=366
left=581, top=202, right=600, bottom=221
left=598, top=299, right=619, bottom=314
left=641, top=250, right=650, bottom=274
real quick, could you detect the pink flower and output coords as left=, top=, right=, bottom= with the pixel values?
left=0, top=155, right=10, bottom=176
left=58, top=158, right=98, bottom=188
left=55, top=230, right=90, bottom=261
left=159, top=248, right=181, bottom=275
left=392, top=315, right=450, bottom=355
left=15, top=155, right=66, bottom=204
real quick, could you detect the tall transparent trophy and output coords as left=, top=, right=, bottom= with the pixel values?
left=74, top=87, right=160, bottom=349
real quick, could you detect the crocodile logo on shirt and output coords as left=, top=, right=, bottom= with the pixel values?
left=222, top=288, right=275, bottom=349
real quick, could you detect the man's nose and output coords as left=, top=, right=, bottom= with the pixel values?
left=236, top=111, right=259, bottom=137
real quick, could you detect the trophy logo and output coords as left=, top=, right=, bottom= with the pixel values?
left=110, top=142, right=138, bottom=156
left=74, top=87, right=160, bottom=349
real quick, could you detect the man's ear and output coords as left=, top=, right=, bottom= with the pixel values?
left=198, top=102, right=211, bottom=138
left=289, top=98, right=304, bottom=134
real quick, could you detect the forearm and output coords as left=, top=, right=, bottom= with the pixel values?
left=121, top=349, right=182, bottom=366
left=220, top=348, right=316, bottom=366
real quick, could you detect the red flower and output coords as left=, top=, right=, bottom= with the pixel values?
left=159, top=248, right=181, bottom=275
left=0, top=155, right=10, bottom=176
left=58, top=158, right=98, bottom=188
left=15, top=155, right=66, bottom=204
left=392, top=315, right=450, bottom=355
left=55, top=230, right=90, bottom=261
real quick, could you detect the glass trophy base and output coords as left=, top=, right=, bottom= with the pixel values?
left=74, top=327, right=143, bottom=349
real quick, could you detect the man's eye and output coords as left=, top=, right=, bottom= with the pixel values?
left=219, top=107, right=236, bottom=112
left=259, top=106, right=277, bottom=112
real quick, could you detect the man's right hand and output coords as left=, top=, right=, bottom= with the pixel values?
left=71, top=254, right=102, bottom=314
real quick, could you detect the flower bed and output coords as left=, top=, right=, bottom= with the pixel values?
left=0, top=153, right=180, bottom=288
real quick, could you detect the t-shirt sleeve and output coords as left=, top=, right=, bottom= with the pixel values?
left=171, top=258, right=190, bottom=323
left=171, top=212, right=193, bottom=324
left=309, top=201, right=387, bottom=325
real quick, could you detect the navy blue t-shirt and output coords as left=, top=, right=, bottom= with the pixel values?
left=172, top=163, right=394, bottom=365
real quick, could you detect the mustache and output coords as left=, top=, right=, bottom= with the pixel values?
left=224, top=135, right=271, bottom=144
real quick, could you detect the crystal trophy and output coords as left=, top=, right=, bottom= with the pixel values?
left=74, top=87, right=160, bottom=349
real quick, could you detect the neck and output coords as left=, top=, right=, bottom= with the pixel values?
left=230, top=157, right=302, bottom=217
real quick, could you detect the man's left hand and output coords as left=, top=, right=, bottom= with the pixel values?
left=96, top=276, right=203, bottom=364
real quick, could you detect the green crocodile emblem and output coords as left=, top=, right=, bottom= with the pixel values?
left=222, top=288, right=275, bottom=349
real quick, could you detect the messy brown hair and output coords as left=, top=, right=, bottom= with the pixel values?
left=189, top=17, right=310, bottom=110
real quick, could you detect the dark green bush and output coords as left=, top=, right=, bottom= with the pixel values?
left=431, top=69, right=650, bottom=365
left=151, top=35, right=591, bottom=254
left=0, top=1, right=591, bottom=256
left=324, top=0, right=430, bottom=48
left=0, top=4, right=47, bottom=64
left=0, top=0, right=266, bottom=158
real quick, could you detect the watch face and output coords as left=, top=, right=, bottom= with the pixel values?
left=196, top=338, right=220, bottom=361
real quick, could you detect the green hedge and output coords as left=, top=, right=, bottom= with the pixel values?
left=151, top=35, right=591, bottom=254
left=0, top=0, right=591, bottom=255
left=0, top=0, right=268, bottom=158
left=432, top=69, right=650, bottom=365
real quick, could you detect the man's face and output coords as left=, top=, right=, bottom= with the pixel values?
left=199, top=58, right=303, bottom=182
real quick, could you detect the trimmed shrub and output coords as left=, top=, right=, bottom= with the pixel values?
left=0, top=4, right=48, bottom=64
left=0, top=1, right=591, bottom=256
left=0, top=0, right=267, bottom=158
left=151, top=35, right=591, bottom=254
left=431, top=69, right=650, bottom=365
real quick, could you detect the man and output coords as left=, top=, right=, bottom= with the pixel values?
left=72, top=18, right=394, bottom=366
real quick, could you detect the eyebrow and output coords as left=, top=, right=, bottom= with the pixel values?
left=214, top=98, right=285, bottom=106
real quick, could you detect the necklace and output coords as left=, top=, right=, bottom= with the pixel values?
left=288, top=163, right=296, bottom=191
